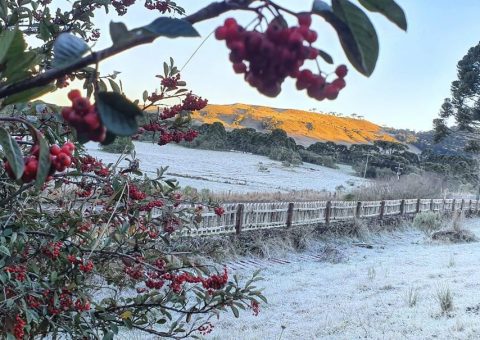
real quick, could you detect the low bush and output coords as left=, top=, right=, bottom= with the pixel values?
left=413, top=211, right=442, bottom=234
left=298, top=149, right=337, bottom=168
left=99, top=136, right=134, bottom=154
left=268, top=146, right=302, bottom=166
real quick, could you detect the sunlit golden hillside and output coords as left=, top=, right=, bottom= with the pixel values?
left=192, top=103, right=397, bottom=145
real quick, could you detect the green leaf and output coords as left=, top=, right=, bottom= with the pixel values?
left=109, top=21, right=130, bottom=45
left=52, top=33, right=89, bottom=68
left=108, top=79, right=121, bottom=93
left=0, top=245, right=11, bottom=256
left=0, top=128, right=24, bottom=180
left=231, top=305, right=239, bottom=318
left=3, top=84, right=55, bottom=106
left=0, top=29, right=18, bottom=65
left=144, top=17, right=199, bottom=38
left=35, top=131, right=51, bottom=190
left=96, top=92, right=142, bottom=136
left=359, top=0, right=407, bottom=31
left=313, top=0, right=379, bottom=76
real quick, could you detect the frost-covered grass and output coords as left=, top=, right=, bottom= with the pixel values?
left=207, top=219, right=480, bottom=340
left=85, top=142, right=365, bottom=193
left=118, top=218, right=480, bottom=340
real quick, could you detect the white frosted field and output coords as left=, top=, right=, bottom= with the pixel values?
left=210, top=219, right=480, bottom=340
left=117, top=219, right=480, bottom=340
left=85, top=142, right=366, bottom=193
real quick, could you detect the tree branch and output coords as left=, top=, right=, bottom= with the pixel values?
left=0, top=0, right=254, bottom=101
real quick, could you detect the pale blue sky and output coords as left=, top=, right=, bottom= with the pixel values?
left=46, top=1, right=480, bottom=131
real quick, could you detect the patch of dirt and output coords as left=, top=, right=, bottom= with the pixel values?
left=431, top=229, right=478, bottom=243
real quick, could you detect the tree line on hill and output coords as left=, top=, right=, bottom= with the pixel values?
left=163, top=122, right=478, bottom=188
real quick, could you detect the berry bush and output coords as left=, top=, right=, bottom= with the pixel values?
left=0, top=0, right=406, bottom=338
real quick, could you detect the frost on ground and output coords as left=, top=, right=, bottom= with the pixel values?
left=208, top=218, right=480, bottom=340
left=85, top=142, right=365, bottom=193
left=118, top=218, right=480, bottom=340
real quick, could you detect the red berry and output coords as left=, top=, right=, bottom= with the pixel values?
left=67, top=89, right=82, bottom=101
left=62, top=107, right=73, bottom=121
left=324, top=85, right=340, bottom=100
left=297, top=13, right=312, bottom=27
left=26, top=159, right=38, bottom=173
left=62, top=142, right=75, bottom=154
left=233, top=62, right=247, bottom=74
left=215, top=26, right=227, bottom=40
left=224, top=18, right=237, bottom=29
left=72, top=97, right=91, bottom=115
left=305, top=30, right=318, bottom=44
left=335, top=65, right=348, bottom=78
left=332, top=78, right=346, bottom=89
left=50, top=144, right=62, bottom=156
left=84, top=113, right=101, bottom=130
left=57, top=153, right=72, bottom=167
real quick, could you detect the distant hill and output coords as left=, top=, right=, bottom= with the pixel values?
left=191, top=103, right=397, bottom=146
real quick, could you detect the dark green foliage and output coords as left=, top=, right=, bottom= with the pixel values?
left=298, top=149, right=338, bottom=168
left=434, top=41, right=480, bottom=151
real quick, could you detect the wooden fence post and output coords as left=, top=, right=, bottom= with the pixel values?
left=460, top=199, right=464, bottom=211
left=379, top=200, right=385, bottom=219
left=325, top=201, right=332, bottom=226
left=430, top=199, right=434, bottom=211
left=286, top=202, right=294, bottom=228
left=416, top=199, right=421, bottom=213
left=452, top=199, right=456, bottom=212
left=442, top=199, right=445, bottom=212
left=399, top=199, right=405, bottom=216
left=235, top=204, right=244, bottom=235
left=469, top=200, right=472, bottom=213
left=356, top=201, right=362, bottom=218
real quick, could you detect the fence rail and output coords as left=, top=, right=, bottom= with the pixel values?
left=152, top=198, right=477, bottom=237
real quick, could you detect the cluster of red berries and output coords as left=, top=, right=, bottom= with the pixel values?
left=42, top=241, right=63, bottom=260
left=78, top=155, right=110, bottom=177
left=4, top=265, right=27, bottom=282
left=214, top=206, right=225, bottom=216
left=215, top=16, right=348, bottom=100
left=74, top=299, right=91, bottom=312
left=144, top=0, right=170, bottom=13
left=138, top=199, right=164, bottom=212
left=13, top=315, right=26, bottom=340
left=124, top=264, right=144, bottom=280
left=296, top=65, right=347, bottom=100
left=158, top=129, right=199, bottom=145
left=163, top=217, right=180, bottom=234
left=158, top=73, right=181, bottom=89
left=68, top=256, right=94, bottom=273
left=4, top=142, right=69, bottom=183
left=198, top=322, right=215, bottom=335
left=79, top=260, right=94, bottom=273
left=201, top=268, right=228, bottom=290
left=129, top=184, right=147, bottom=200
left=50, top=142, right=75, bottom=172
left=62, top=90, right=106, bottom=143
left=111, top=0, right=134, bottom=15
left=27, top=295, right=41, bottom=309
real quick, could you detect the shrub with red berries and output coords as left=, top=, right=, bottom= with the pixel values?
left=215, top=16, right=348, bottom=100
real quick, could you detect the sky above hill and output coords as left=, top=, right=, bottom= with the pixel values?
left=46, top=1, right=480, bottom=131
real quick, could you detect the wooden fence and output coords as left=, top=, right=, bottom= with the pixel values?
left=152, top=198, right=478, bottom=237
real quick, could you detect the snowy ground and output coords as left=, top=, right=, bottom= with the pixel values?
left=85, top=142, right=365, bottom=193
left=208, top=219, right=480, bottom=340
left=115, top=219, right=480, bottom=340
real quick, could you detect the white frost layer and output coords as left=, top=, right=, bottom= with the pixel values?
left=117, top=219, right=480, bottom=340
left=85, top=142, right=365, bottom=193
